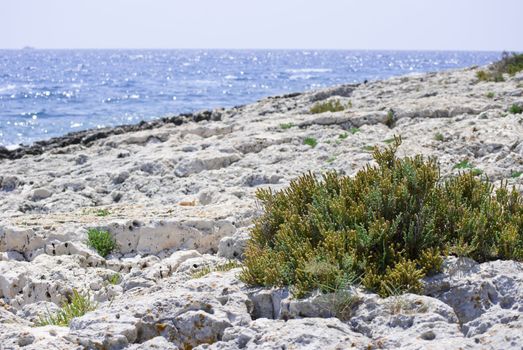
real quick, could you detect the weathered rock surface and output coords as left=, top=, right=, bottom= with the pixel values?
left=1, top=64, right=523, bottom=349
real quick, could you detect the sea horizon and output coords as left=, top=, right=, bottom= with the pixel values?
left=2, top=47, right=509, bottom=52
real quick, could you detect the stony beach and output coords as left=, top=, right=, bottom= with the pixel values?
left=1, top=64, right=523, bottom=349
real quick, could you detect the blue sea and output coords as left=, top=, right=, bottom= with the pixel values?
left=0, top=49, right=500, bottom=148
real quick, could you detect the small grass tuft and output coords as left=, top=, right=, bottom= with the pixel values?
left=107, top=273, right=121, bottom=285
left=471, top=168, right=483, bottom=177
left=326, top=156, right=337, bottom=164
left=191, top=260, right=242, bottom=279
left=95, top=209, right=111, bottom=217
left=434, top=132, right=444, bottom=141
left=304, top=137, right=318, bottom=148
left=383, top=138, right=396, bottom=144
left=508, top=104, right=523, bottom=114
left=511, top=171, right=523, bottom=178
left=313, top=275, right=361, bottom=320
left=87, top=229, right=117, bottom=258
left=349, top=127, right=360, bottom=134
left=338, top=133, right=348, bottom=140
left=37, top=289, right=96, bottom=327
left=453, top=160, right=473, bottom=170
left=385, top=109, right=395, bottom=128
left=362, top=145, right=375, bottom=152
left=310, top=100, right=347, bottom=114
left=485, top=92, right=495, bottom=99
left=279, top=122, right=294, bottom=130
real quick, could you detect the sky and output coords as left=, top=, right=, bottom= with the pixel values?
left=1, top=0, right=521, bottom=51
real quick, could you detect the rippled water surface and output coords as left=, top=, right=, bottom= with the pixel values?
left=0, top=49, right=500, bottom=147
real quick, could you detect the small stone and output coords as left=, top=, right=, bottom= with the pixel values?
left=32, top=188, right=53, bottom=200
left=112, top=171, right=130, bottom=184
left=18, top=333, right=35, bottom=346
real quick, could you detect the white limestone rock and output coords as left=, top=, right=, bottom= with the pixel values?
left=127, top=336, right=179, bottom=349
left=0, top=254, right=118, bottom=309
left=217, top=229, right=250, bottom=260
left=0, top=226, right=45, bottom=256
left=425, top=258, right=523, bottom=340
left=200, top=318, right=370, bottom=350
left=0, top=309, right=78, bottom=350
left=1, top=65, right=523, bottom=349
left=348, top=293, right=469, bottom=349
left=174, top=151, right=241, bottom=177
left=16, top=301, right=61, bottom=324
left=68, top=270, right=250, bottom=349
left=97, top=218, right=235, bottom=255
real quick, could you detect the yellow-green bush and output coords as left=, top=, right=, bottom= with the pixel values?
left=493, top=51, right=523, bottom=76
left=240, top=138, right=523, bottom=297
left=476, top=52, right=523, bottom=82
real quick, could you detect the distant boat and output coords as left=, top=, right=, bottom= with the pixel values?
left=22, top=46, right=36, bottom=50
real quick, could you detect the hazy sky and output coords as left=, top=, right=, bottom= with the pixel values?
left=1, top=0, right=521, bottom=50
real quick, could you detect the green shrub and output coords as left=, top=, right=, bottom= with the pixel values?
left=417, top=248, right=444, bottom=275
left=338, top=133, right=348, bottom=140
left=434, top=132, right=444, bottom=141
left=310, top=100, right=346, bottom=114
left=240, top=137, right=523, bottom=298
left=486, top=92, right=495, bottom=99
left=349, top=127, right=360, bottom=135
left=476, top=52, right=523, bottom=82
left=476, top=70, right=505, bottom=82
left=37, top=289, right=96, bottom=327
left=492, top=52, right=523, bottom=76
left=511, top=171, right=523, bottom=178
left=476, top=70, right=490, bottom=81
left=494, top=74, right=505, bottom=82
left=304, top=137, right=318, bottom=148
left=476, top=69, right=504, bottom=82
left=509, top=104, right=522, bottom=114
left=87, top=229, right=116, bottom=258
left=380, top=259, right=424, bottom=296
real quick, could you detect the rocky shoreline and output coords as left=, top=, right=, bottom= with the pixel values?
left=1, top=65, right=523, bottom=349
left=0, top=110, right=222, bottom=160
